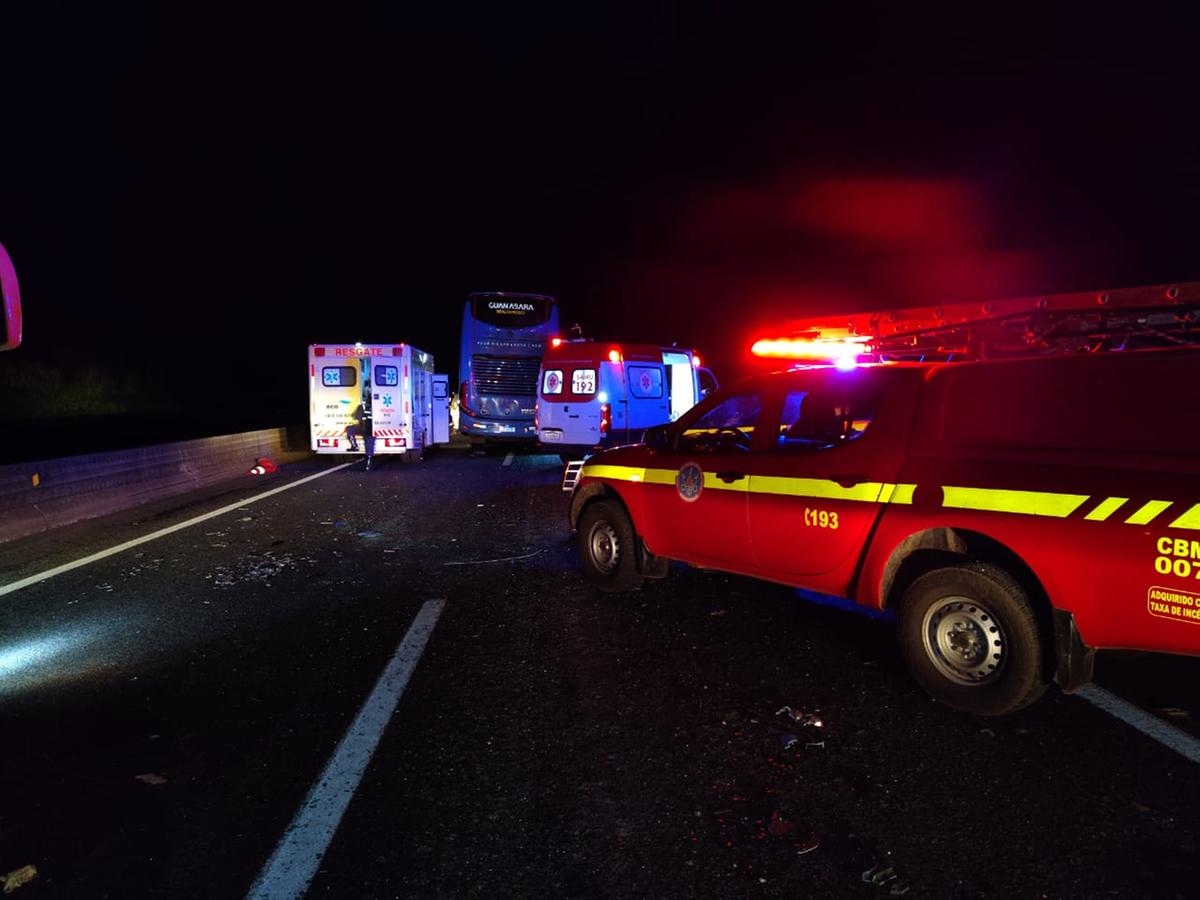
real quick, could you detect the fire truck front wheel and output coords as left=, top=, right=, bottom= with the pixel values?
left=898, top=562, right=1048, bottom=716
left=577, top=500, right=644, bottom=592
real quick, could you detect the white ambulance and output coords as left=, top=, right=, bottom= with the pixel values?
left=308, top=343, right=450, bottom=461
left=536, top=341, right=713, bottom=460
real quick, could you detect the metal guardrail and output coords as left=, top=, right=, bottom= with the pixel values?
left=0, top=428, right=308, bottom=544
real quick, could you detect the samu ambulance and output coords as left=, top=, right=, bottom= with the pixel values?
left=568, top=282, right=1200, bottom=715
left=536, top=340, right=712, bottom=460
left=308, top=343, right=450, bottom=460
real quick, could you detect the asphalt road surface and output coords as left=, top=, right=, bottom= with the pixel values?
left=1, top=447, right=1198, bottom=899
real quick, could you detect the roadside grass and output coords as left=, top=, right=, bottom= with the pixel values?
left=0, top=360, right=176, bottom=418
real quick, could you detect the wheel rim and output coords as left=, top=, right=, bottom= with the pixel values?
left=921, top=596, right=1006, bottom=686
left=588, top=520, right=621, bottom=574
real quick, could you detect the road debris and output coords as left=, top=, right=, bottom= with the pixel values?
left=795, top=832, right=821, bottom=855
left=1, top=865, right=37, bottom=894
left=767, top=810, right=795, bottom=837
left=863, top=855, right=911, bottom=896
left=357, top=530, right=383, bottom=538
left=775, top=706, right=823, bottom=729
left=442, top=549, right=545, bottom=566
left=135, top=773, right=168, bottom=785
left=778, top=734, right=799, bottom=750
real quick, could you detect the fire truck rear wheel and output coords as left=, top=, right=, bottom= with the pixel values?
left=898, top=562, right=1047, bottom=716
left=577, top=500, right=644, bottom=592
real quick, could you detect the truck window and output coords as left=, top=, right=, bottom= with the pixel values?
left=374, top=365, right=399, bottom=387
left=680, top=392, right=763, bottom=453
left=777, top=379, right=881, bottom=450
left=628, top=365, right=663, bottom=399
left=322, top=366, right=357, bottom=388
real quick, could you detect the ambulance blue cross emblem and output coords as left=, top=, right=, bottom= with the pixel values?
left=676, top=462, right=704, bottom=502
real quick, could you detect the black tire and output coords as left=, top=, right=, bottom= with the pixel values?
left=897, top=562, right=1048, bottom=716
left=577, top=499, right=644, bottom=592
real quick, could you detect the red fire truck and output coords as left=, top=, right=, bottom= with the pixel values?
left=567, top=283, right=1200, bottom=715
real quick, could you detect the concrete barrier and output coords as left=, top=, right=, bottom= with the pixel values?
left=0, top=428, right=310, bottom=544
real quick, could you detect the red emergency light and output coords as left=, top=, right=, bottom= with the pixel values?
left=608, top=347, right=622, bottom=364
left=692, top=353, right=701, bottom=368
left=551, top=337, right=563, bottom=348
left=751, top=336, right=870, bottom=369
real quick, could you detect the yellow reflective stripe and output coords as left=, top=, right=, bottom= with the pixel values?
left=1125, top=499, right=1172, bottom=525
left=941, top=486, right=1089, bottom=518
left=1084, top=496, right=1129, bottom=521
left=643, top=468, right=677, bottom=485
left=1169, top=503, right=1200, bottom=530
left=750, top=476, right=884, bottom=502
left=889, top=484, right=916, bottom=505
left=580, top=464, right=645, bottom=483
left=703, top=472, right=750, bottom=492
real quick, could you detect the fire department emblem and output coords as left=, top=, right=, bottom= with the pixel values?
left=676, top=462, right=704, bottom=502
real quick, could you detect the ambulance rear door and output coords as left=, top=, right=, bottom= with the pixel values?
left=662, top=351, right=697, bottom=421
left=432, top=374, right=451, bottom=444
left=368, top=351, right=405, bottom=454
left=311, top=350, right=361, bottom=452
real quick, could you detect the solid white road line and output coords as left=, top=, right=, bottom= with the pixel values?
left=0, top=463, right=354, bottom=598
left=502, top=452, right=514, bottom=467
left=246, top=599, right=446, bottom=900
left=1077, top=684, right=1200, bottom=765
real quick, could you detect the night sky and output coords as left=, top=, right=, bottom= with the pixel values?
left=2, top=2, right=1197, bottom=426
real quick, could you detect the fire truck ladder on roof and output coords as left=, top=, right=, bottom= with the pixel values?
left=783, top=282, right=1200, bottom=361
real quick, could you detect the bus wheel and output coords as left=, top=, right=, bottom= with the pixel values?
left=897, top=562, right=1047, bottom=716
left=577, top=500, right=644, bottom=592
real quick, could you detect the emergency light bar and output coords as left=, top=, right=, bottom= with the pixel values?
left=751, top=337, right=870, bottom=369
left=764, top=282, right=1200, bottom=361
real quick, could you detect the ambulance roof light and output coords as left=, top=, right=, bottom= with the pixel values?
left=551, top=337, right=563, bottom=348
left=692, top=353, right=701, bottom=368
left=608, top=347, right=622, bottom=364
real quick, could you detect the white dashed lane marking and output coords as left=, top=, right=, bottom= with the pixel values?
left=1077, top=684, right=1200, bottom=765
left=247, top=599, right=446, bottom=899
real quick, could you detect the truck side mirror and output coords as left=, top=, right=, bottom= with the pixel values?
left=0, top=242, right=22, bottom=352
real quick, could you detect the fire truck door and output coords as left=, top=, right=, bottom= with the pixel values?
left=640, top=388, right=771, bottom=568
left=747, top=371, right=900, bottom=579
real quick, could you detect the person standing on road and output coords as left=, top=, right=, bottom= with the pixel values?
left=345, top=383, right=375, bottom=469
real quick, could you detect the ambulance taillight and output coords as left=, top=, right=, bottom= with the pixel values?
left=600, top=403, right=612, bottom=434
